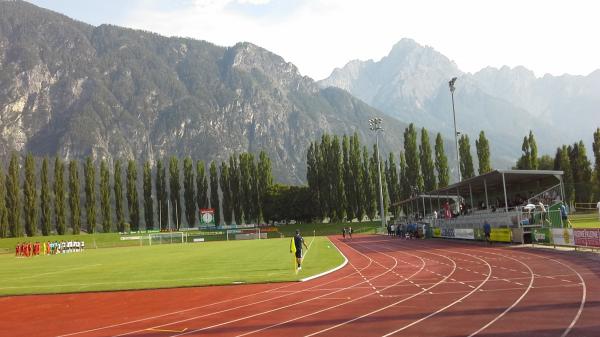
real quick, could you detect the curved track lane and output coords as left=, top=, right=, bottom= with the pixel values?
left=2, top=235, right=599, bottom=337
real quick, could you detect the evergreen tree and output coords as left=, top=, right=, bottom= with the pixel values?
left=6, top=152, right=21, bottom=237
left=23, top=153, right=37, bottom=236
left=529, top=131, right=539, bottom=170
left=476, top=131, right=492, bottom=174
left=183, top=157, right=196, bottom=227
left=114, top=159, right=125, bottom=232
left=196, top=160, right=209, bottom=210
left=459, top=134, right=475, bottom=179
left=404, top=124, right=423, bottom=192
left=554, top=146, right=575, bottom=203
left=569, top=141, right=593, bottom=203
left=257, top=151, right=273, bottom=223
left=143, top=161, right=154, bottom=230
left=100, top=160, right=111, bottom=232
left=0, top=166, right=7, bottom=238
left=53, top=157, right=66, bottom=235
left=419, top=128, right=436, bottom=191
left=593, top=128, right=600, bottom=199
left=434, top=133, right=450, bottom=188
left=169, top=156, right=182, bottom=229
left=84, top=157, right=96, bottom=233
left=350, top=133, right=364, bottom=221
left=68, top=160, right=81, bottom=234
left=342, top=135, right=354, bottom=220
left=330, top=136, right=345, bottom=221
left=126, top=160, right=140, bottom=231
left=220, top=161, right=232, bottom=225
left=386, top=152, right=399, bottom=216
left=363, top=146, right=376, bottom=220
left=209, top=161, right=220, bottom=225
left=156, top=160, right=168, bottom=230
left=399, top=151, right=409, bottom=214
left=229, top=155, right=242, bottom=224
left=40, top=158, right=51, bottom=236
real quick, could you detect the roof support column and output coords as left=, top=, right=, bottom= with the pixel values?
left=484, top=178, right=489, bottom=209
left=422, top=197, right=426, bottom=217
left=469, top=183, right=473, bottom=213
left=502, top=173, right=508, bottom=212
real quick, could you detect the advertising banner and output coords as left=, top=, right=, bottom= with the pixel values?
left=532, top=228, right=551, bottom=244
left=454, top=228, right=475, bottom=240
left=573, top=228, right=600, bottom=247
left=441, top=227, right=455, bottom=238
left=551, top=228, right=573, bottom=245
left=200, top=208, right=215, bottom=225
left=490, top=228, right=512, bottom=242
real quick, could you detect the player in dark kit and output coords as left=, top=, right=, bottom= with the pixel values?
left=294, top=230, right=309, bottom=270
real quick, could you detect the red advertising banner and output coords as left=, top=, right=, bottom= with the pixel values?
left=573, top=228, right=600, bottom=247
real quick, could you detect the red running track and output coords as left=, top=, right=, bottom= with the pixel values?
left=3, top=235, right=600, bottom=337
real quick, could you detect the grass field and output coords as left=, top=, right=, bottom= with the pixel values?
left=570, top=212, right=600, bottom=228
left=0, top=236, right=344, bottom=296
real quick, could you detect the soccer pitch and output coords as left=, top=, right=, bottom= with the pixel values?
left=0, top=236, right=344, bottom=296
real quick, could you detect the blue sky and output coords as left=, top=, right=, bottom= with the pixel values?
left=27, top=0, right=600, bottom=80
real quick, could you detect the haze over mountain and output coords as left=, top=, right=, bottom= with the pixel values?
left=0, top=1, right=416, bottom=184
left=320, top=38, right=600, bottom=164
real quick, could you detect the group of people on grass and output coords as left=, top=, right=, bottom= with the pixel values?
left=15, top=240, right=85, bottom=257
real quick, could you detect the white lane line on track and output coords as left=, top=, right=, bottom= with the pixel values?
left=229, top=240, right=438, bottom=337
left=57, top=238, right=376, bottom=337
left=166, top=238, right=412, bottom=337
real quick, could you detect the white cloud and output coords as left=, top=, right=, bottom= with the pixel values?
left=119, top=0, right=600, bottom=80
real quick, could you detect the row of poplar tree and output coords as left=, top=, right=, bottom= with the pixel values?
left=516, top=129, right=600, bottom=205
left=305, top=123, right=492, bottom=222
left=307, top=125, right=600, bottom=222
left=0, top=151, right=273, bottom=238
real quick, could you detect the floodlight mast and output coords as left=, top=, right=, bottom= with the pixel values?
left=449, top=77, right=461, bottom=182
left=369, top=117, right=386, bottom=228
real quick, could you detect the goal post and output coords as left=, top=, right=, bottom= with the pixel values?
left=147, top=232, right=187, bottom=245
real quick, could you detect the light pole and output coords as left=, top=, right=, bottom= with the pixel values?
left=449, top=77, right=461, bottom=182
left=369, top=117, right=386, bottom=228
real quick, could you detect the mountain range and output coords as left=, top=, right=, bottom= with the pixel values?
left=320, top=38, right=600, bottom=165
left=0, top=0, right=412, bottom=184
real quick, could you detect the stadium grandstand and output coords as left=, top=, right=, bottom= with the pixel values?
left=392, top=169, right=565, bottom=244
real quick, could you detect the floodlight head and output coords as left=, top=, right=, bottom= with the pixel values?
left=449, top=77, right=457, bottom=92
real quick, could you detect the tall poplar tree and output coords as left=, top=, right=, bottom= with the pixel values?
left=143, top=161, right=154, bottom=230
left=114, top=159, right=125, bottom=232
left=6, top=152, right=21, bottom=237
left=183, top=157, right=196, bottom=227
left=403, top=124, right=423, bottom=192
left=23, top=153, right=37, bottom=236
left=398, top=151, right=409, bottom=215
left=318, top=135, right=331, bottom=218
left=330, top=136, right=345, bottom=221
left=434, top=133, right=450, bottom=188
left=476, top=131, right=492, bottom=174
left=386, top=153, right=399, bottom=215
left=529, top=131, right=539, bottom=170
left=40, top=158, right=51, bottom=236
left=363, top=146, right=376, bottom=220
left=306, top=142, right=321, bottom=219
left=84, top=157, right=96, bottom=233
left=127, top=160, right=140, bottom=231
left=229, top=155, right=242, bottom=224
left=100, top=160, right=111, bottom=232
left=156, top=160, right=168, bottom=230
left=0, top=166, right=8, bottom=238
left=593, top=128, right=600, bottom=199
left=569, top=141, right=593, bottom=203
left=54, top=157, right=66, bottom=235
left=459, top=134, right=475, bottom=179
left=68, top=160, right=81, bottom=234
left=342, top=135, right=354, bottom=220
left=169, top=157, right=182, bottom=229
left=209, top=161, right=220, bottom=225
left=257, top=151, right=273, bottom=222
left=220, top=161, right=232, bottom=225
left=196, top=160, right=209, bottom=211
left=350, top=133, right=363, bottom=221
left=554, top=146, right=575, bottom=203
left=419, top=128, right=436, bottom=191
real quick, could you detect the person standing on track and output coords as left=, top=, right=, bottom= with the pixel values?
left=294, top=229, right=309, bottom=271
left=597, top=200, right=600, bottom=220
left=483, top=220, right=491, bottom=245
